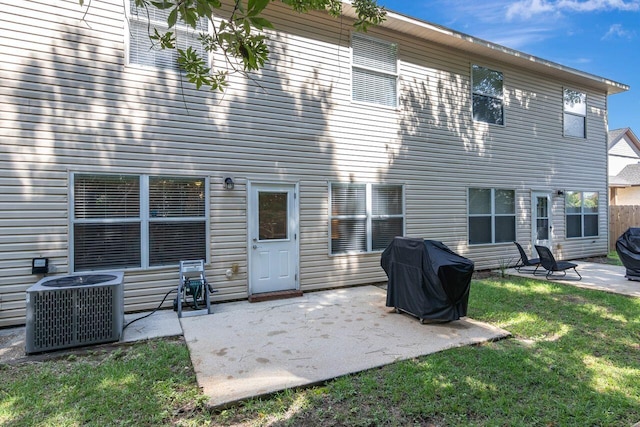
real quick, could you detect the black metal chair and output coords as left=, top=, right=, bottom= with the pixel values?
left=534, top=245, right=582, bottom=280
left=513, top=242, right=541, bottom=274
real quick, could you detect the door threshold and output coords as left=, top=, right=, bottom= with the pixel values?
left=248, top=290, right=303, bottom=303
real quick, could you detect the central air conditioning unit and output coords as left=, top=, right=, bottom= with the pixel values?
left=26, top=272, right=124, bottom=354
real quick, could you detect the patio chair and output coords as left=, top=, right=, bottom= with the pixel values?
left=513, top=242, right=541, bottom=274
left=534, top=245, right=582, bottom=280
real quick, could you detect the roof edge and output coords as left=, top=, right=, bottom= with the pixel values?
left=609, top=128, right=640, bottom=150
left=341, top=2, right=629, bottom=95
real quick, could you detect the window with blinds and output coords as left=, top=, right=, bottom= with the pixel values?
left=128, top=0, right=208, bottom=70
left=371, top=185, right=404, bottom=250
left=72, top=174, right=208, bottom=271
left=148, top=177, right=206, bottom=266
left=73, top=175, right=141, bottom=270
left=352, top=34, right=398, bottom=107
left=330, top=183, right=404, bottom=254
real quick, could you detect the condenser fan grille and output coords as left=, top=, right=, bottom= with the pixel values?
left=26, top=273, right=124, bottom=354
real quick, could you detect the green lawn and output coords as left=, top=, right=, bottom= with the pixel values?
left=1, top=276, right=639, bottom=426
left=607, top=250, right=623, bottom=266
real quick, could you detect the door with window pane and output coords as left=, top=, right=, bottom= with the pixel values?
left=532, top=192, right=552, bottom=249
left=248, top=183, right=298, bottom=294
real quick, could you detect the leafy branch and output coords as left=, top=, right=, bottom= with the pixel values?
left=81, top=0, right=385, bottom=91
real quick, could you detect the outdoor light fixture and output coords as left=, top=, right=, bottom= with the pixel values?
left=557, top=190, right=565, bottom=196
left=32, top=257, right=49, bottom=275
left=223, top=177, right=235, bottom=190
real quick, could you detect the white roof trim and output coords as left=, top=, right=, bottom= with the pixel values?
left=341, top=2, right=629, bottom=95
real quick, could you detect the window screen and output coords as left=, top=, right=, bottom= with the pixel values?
left=330, top=183, right=404, bottom=254
left=563, top=89, right=586, bottom=138
left=352, top=34, right=398, bottom=107
left=73, top=174, right=207, bottom=271
left=468, top=188, right=515, bottom=244
left=128, top=0, right=208, bottom=70
left=566, top=191, right=598, bottom=238
left=73, top=175, right=141, bottom=270
left=148, top=177, right=206, bottom=266
left=472, top=65, right=504, bottom=125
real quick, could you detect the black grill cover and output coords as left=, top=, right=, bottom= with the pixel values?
left=381, top=237, right=474, bottom=321
left=615, top=227, right=640, bottom=281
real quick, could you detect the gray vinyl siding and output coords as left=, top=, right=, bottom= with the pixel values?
left=0, top=0, right=612, bottom=326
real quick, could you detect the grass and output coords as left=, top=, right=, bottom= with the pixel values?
left=1, top=276, right=639, bottom=426
left=582, top=250, right=622, bottom=266
left=0, top=338, right=210, bottom=426
left=607, top=250, right=623, bottom=266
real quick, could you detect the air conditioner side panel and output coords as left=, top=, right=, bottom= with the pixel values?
left=26, top=282, right=124, bottom=354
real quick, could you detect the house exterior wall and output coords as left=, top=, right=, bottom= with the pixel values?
left=0, top=0, right=613, bottom=326
left=609, top=136, right=640, bottom=175
left=610, top=157, right=639, bottom=176
left=610, top=187, right=640, bottom=205
left=608, top=133, right=640, bottom=205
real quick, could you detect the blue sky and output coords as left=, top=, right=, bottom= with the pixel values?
left=378, top=0, right=640, bottom=134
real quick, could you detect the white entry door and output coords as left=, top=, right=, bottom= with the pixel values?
left=532, top=192, right=552, bottom=249
left=248, top=183, right=298, bottom=295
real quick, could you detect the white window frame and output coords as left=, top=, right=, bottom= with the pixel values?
left=563, top=88, right=587, bottom=138
left=125, top=0, right=209, bottom=71
left=70, top=173, right=210, bottom=272
left=351, top=33, right=399, bottom=108
left=468, top=188, right=516, bottom=245
left=471, top=64, right=505, bottom=126
left=329, top=182, right=405, bottom=255
left=565, top=191, right=598, bottom=238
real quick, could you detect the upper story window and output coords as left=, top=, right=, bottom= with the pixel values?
left=563, top=88, right=587, bottom=138
left=468, top=188, right=515, bottom=244
left=127, top=0, right=208, bottom=70
left=72, top=174, right=208, bottom=271
left=330, top=183, right=404, bottom=254
left=566, top=191, right=598, bottom=238
left=472, top=65, right=504, bottom=125
left=352, top=34, right=398, bottom=108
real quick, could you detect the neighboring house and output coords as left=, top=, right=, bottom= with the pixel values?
left=0, top=0, right=629, bottom=327
left=608, top=128, right=640, bottom=205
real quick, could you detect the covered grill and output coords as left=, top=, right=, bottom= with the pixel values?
left=615, top=227, right=640, bottom=281
left=381, top=237, right=474, bottom=322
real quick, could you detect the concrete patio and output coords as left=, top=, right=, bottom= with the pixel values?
left=2, top=261, right=636, bottom=409
left=505, top=261, right=640, bottom=298
left=180, top=285, right=509, bottom=408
